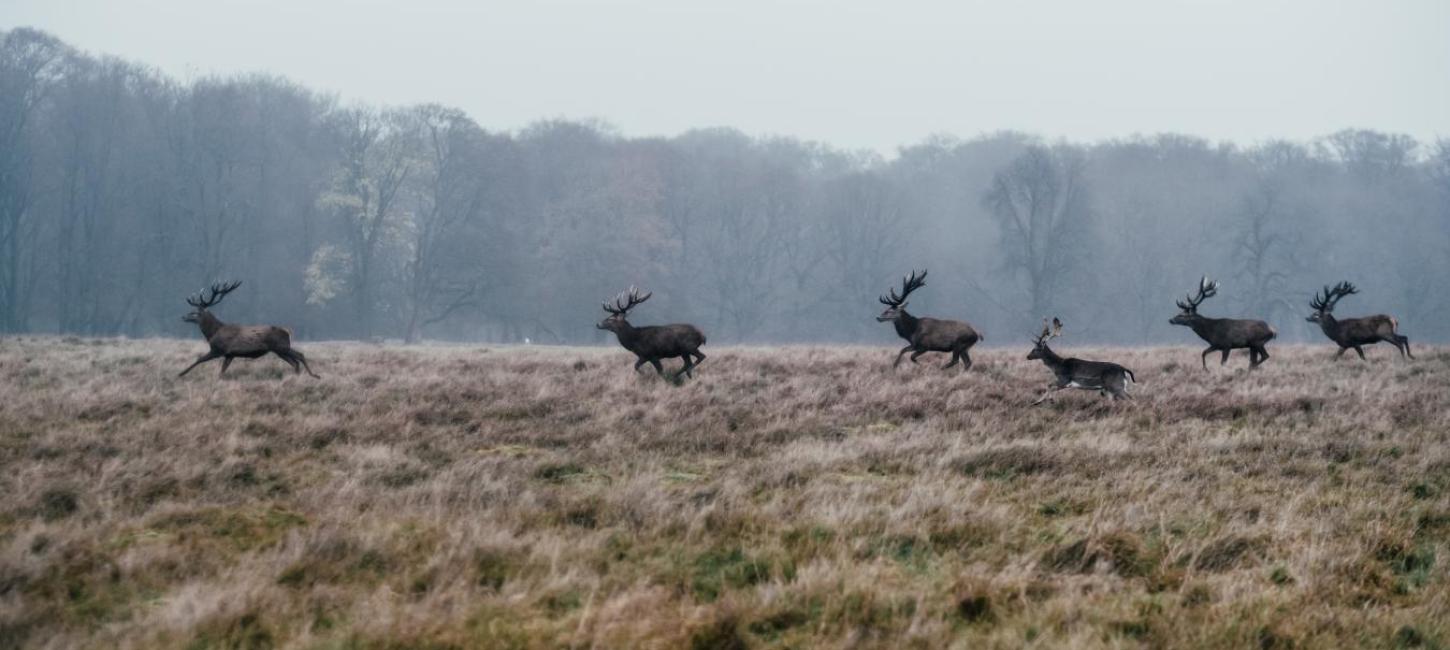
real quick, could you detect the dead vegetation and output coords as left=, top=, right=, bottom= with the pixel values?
left=0, top=336, right=1447, bottom=648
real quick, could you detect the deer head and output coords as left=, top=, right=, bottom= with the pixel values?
left=1307, top=281, right=1357, bottom=323
left=597, top=286, right=651, bottom=333
left=877, top=269, right=927, bottom=322
left=1169, top=276, right=1219, bottom=326
left=1027, top=317, right=1063, bottom=360
left=182, top=280, right=242, bottom=324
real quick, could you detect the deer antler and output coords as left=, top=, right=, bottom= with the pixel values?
left=1178, top=276, right=1219, bottom=312
left=880, top=269, right=927, bottom=307
left=1034, top=317, right=1063, bottom=345
left=1311, top=281, right=1357, bottom=313
left=187, top=280, right=242, bottom=309
left=602, top=286, right=652, bottom=316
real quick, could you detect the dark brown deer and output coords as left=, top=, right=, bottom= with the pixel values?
left=1169, top=276, right=1276, bottom=370
left=597, top=286, right=707, bottom=379
left=1308, top=281, right=1412, bottom=360
left=1027, top=318, right=1136, bottom=404
left=876, top=269, right=981, bottom=371
left=178, top=281, right=319, bottom=378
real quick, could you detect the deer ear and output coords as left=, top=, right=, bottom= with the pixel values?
left=1052, top=318, right=1063, bottom=334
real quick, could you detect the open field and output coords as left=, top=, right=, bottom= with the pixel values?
left=1, top=337, right=1448, bottom=649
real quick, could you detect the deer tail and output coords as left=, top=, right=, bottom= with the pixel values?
left=1125, top=368, right=1137, bottom=384
left=1267, top=325, right=1278, bottom=341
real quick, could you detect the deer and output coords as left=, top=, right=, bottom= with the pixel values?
left=178, top=281, right=319, bottom=379
left=876, top=269, right=982, bottom=371
left=1027, top=318, right=1136, bottom=404
left=1307, top=281, right=1412, bottom=360
left=1169, top=276, right=1276, bottom=370
left=596, top=286, right=707, bottom=380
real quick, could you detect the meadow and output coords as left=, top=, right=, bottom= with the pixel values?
left=0, top=336, right=1446, bottom=649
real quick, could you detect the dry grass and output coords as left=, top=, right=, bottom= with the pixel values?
left=1, top=336, right=1447, bottom=649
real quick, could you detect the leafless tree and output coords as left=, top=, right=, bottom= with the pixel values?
left=982, top=145, right=1092, bottom=320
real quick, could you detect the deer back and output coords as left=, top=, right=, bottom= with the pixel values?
left=623, top=323, right=705, bottom=358
left=1190, top=317, right=1275, bottom=348
left=1329, top=314, right=1398, bottom=344
left=211, top=324, right=292, bottom=355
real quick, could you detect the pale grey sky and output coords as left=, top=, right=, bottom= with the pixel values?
left=4, top=0, right=1447, bottom=153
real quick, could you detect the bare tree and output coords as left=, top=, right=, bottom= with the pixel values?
left=982, top=145, right=1092, bottom=320
left=0, top=29, right=65, bottom=331
left=322, top=107, right=413, bottom=338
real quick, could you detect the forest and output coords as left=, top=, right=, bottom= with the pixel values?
left=3, top=27, right=1448, bottom=345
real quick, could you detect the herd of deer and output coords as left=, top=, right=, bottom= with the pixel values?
left=178, top=272, right=1413, bottom=404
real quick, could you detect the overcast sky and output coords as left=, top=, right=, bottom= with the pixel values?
left=4, top=0, right=1447, bottom=153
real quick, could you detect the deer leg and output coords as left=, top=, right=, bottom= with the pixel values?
left=1335, top=347, right=1347, bottom=360
left=1354, top=346, right=1367, bottom=361
left=676, top=354, right=693, bottom=379
left=273, top=350, right=301, bottom=374
left=177, top=352, right=219, bottom=377
left=692, top=350, right=706, bottom=368
left=1032, top=385, right=1065, bottom=406
left=942, top=351, right=960, bottom=370
left=219, top=356, right=234, bottom=376
left=1201, top=347, right=1214, bottom=371
left=1247, top=348, right=1261, bottom=369
left=959, top=348, right=973, bottom=371
left=634, top=357, right=647, bottom=372
left=909, top=349, right=927, bottom=364
left=1219, top=349, right=1231, bottom=366
left=1256, top=346, right=1270, bottom=363
left=892, top=345, right=913, bottom=368
left=1399, top=336, right=1413, bottom=360
left=289, top=349, right=321, bottom=379
left=649, top=358, right=665, bottom=376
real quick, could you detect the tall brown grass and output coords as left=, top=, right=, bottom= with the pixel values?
left=0, top=336, right=1446, bottom=648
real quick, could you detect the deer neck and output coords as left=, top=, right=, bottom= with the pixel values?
left=1037, top=345, right=1066, bottom=370
left=198, top=311, right=225, bottom=340
left=611, top=320, right=641, bottom=348
left=1186, top=316, right=1217, bottom=340
left=1317, top=313, right=1340, bottom=338
left=893, top=310, right=919, bottom=339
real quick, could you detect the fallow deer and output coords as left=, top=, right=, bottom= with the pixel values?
left=1169, top=276, right=1276, bottom=370
left=1028, top=318, right=1136, bottom=404
left=876, top=269, right=981, bottom=371
left=597, top=286, right=707, bottom=379
left=1308, top=281, right=1412, bottom=360
left=178, top=281, right=319, bottom=378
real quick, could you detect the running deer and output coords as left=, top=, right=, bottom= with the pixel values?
left=1308, top=281, right=1412, bottom=360
left=1028, top=318, right=1136, bottom=404
left=876, top=269, right=982, bottom=371
left=1169, top=276, right=1276, bottom=370
left=597, top=286, right=707, bottom=379
left=178, top=281, right=319, bottom=378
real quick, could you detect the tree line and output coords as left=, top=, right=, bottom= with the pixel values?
left=3, top=28, right=1447, bottom=345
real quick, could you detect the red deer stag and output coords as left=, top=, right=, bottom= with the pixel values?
left=1169, top=276, right=1276, bottom=370
left=597, top=286, right=707, bottom=379
left=1028, top=318, right=1136, bottom=404
left=876, top=269, right=981, bottom=371
left=178, top=281, right=319, bottom=378
left=1307, top=281, right=1412, bottom=360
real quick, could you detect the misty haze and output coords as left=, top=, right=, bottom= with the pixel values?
left=1, top=2, right=1448, bottom=648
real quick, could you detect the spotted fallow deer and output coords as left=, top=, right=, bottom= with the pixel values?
left=178, top=281, right=319, bottom=378
left=1028, top=318, right=1136, bottom=404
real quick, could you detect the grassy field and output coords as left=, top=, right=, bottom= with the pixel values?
left=0, top=336, right=1447, bottom=649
